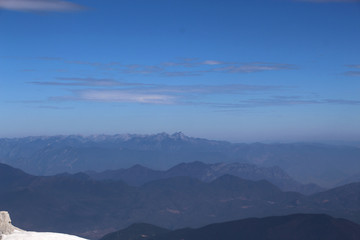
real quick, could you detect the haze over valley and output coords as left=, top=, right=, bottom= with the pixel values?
left=1, top=133, right=359, bottom=188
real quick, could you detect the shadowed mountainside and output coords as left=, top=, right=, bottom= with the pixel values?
left=100, top=214, right=360, bottom=240
left=100, top=223, right=169, bottom=240
left=1, top=163, right=360, bottom=239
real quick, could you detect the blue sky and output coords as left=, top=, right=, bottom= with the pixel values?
left=1, top=0, right=360, bottom=142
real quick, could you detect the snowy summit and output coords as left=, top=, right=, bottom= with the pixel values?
left=0, top=211, right=87, bottom=240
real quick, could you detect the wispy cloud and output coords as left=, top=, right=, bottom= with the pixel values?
left=0, top=0, right=86, bottom=12
left=25, top=75, right=360, bottom=107
left=162, top=71, right=202, bottom=77
left=162, top=59, right=227, bottom=67
left=346, top=65, right=360, bottom=69
left=38, top=56, right=64, bottom=61
left=161, top=61, right=295, bottom=76
left=122, top=65, right=164, bottom=74
left=213, top=97, right=360, bottom=109
left=211, top=63, right=296, bottom=73
left=47, top=83, right=280, bottom=105
left=202, top=60, right=226, bottom=65
left=192, top=84, right=278, bottom=94
left=344, top=64, right=360, bottom=76
left=29, top=77, right=146, bottom=87
left=344, top=71, right=360, bottom=76
left=324, top=99, right=360, bottom=105
left=74, top=90, right=176, bottom=104
left=64, top=60, right=102, bottom=66
left=145, top=84, right=278, bottom=95
left=33, top=56, right=296, bottom=77
left=38, top=105, right=73, bottom=110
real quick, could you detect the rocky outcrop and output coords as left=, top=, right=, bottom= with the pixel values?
left=0, top=211, right=87, bottom=240
left=0, top=211, right=21, bottom=239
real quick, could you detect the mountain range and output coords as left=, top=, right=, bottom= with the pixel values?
left=337, top=172, right=360, bottom=186
left=1, top=162, right=360, bottom=239
left=87, top=161, right=323, bottom=194
left=100, top=214, right=360, bottom=240
left=1, top=133, right=359, bottom=187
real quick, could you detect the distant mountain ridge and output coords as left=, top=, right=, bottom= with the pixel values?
left=1, top=163, right=360, bottom=239
left=87, top=161, right=323, bottom=194
left=337, top=172, right=360, bottom=186
left=100, top=214, right=360, bottom=240
left=1, top=133, right=360, bottom=187
left=100, top=223, right=169, bottom=240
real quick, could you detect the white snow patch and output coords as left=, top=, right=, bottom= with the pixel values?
left=2, top=230, right=88, bottom=240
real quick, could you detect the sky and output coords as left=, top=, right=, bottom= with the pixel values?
left=0, top=0, right=360, bottom=142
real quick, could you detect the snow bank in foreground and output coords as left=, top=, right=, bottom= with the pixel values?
left=2, top=230, right=88, bottom=240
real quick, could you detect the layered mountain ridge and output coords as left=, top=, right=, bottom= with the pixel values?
left=1, top=163, right=360, bottom=239
left=1, top=133, right=359, bottom=187
left=100, top=214, right=360, bottom=240
left=87, top=161, right=323, bottom=194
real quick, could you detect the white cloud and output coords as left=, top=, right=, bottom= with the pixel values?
left=202, top=60, right=224, bottom=65
left=47, top=83, right=278, bottom=105
left=77, top=90, right=176, bottom=104
left=0, top=0, right=86, bottom=12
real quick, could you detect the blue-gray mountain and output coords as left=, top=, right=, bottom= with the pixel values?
left=100, top=214, right=360, bottom=240
left=1, top=133, right=360, bottom=187
left=87, top=161, right=323, bottom=195
left=337, top=172, right=360, bottom=186
left=1, top=163, right=360, bottom=239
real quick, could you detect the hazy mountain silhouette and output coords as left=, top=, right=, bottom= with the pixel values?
left=100, top=214, right=360, bottom=240
left=100, top=223, right=169, bottom=240
left=309, top=182, right=360, bottom=224
left=87, top=161, right=323, bottom=194
left=1, top=133, right=359, bottom=187
left=1, top=163, right=359, bottom=239
left=337, top=172, right=360, bottom=186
